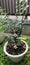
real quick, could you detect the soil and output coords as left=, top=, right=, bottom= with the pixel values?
left=6, top=41, right=26, bottom=55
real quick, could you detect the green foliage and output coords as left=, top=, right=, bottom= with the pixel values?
left=0, top=61, right=3, bottom=65
left=0, top=16, right=24, bottom=35
left=16, top=0, right=29, bottom=14
left=0, top=7, right=3, bottom=14
left=0, top=16, right=25, bottom=46
left=0, top=17, right=7, bottom=31
left=7, top=35, right=13, bottom=42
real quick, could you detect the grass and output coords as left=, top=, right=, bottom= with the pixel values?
left=0, top=36, right=30, bottom=65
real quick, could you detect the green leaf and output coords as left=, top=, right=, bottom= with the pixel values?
left=0, top=61, right=3, bottom=65
left=17, top=36, right=27, bottom=40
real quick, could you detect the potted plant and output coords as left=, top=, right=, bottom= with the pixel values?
left=3, top=16, right=28, bottom=62
left=4, top=0, right=29, bottom=63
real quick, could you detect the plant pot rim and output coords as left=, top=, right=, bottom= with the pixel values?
left=4, top=40, right=28, bottom=58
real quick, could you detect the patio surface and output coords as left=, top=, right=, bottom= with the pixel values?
left=0, top=35, right=30, bottom=65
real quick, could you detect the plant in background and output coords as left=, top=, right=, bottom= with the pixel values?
left=0, top=6, right=8, bottom=15
left=0, top=15, right=12, bottom=32
left=16, top=0, right=29, bottom=14
left=0, top=7, right=3, bottom=14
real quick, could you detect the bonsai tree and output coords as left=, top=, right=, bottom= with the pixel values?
left=0, top=15, right=26, bottom=55
left=3, top=0, right=28, bottom=62
left=3, top=0, right=29, bottom=55
left=0, top=0, right=29, bottom=56
left=5, top=16, right=26, bottom=55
